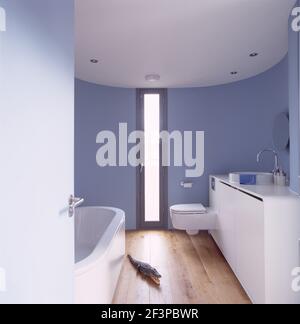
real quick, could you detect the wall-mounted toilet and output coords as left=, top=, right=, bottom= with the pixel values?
left=170, top=204, right=216, bottom=236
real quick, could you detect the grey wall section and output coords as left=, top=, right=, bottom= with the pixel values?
left=168, top=58, right=289, bottom=226
left=75, top=58, right=289, bottom=230
left=289, top=1, right=300, bottom=194
left=75, top=80, right=137, bottom=229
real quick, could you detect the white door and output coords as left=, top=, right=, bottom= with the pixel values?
left=0, top=0, right=75, bottom=304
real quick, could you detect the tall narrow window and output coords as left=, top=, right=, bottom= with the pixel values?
left=144, top=94, right=160, bottom=223
left=137, top=89, right=167, bottom=229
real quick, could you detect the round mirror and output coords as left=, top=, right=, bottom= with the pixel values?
left=273, top=112, right=289, bottom=151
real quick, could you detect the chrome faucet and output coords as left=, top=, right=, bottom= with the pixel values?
left=257, top=149, right=280, bottom=175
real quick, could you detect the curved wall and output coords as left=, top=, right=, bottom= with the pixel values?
left=168, top=58, right=289, bottom=222
left=75, top=81, right=136, bottom=229
left=289, top=1, right=300, bottom=194
left=75, top=58, right=289, bottom=229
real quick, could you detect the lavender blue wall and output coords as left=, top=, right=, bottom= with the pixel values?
left=75, top=80, right=137, bottom=229
left=289, top=1, right=300, bottom=194
left=75, top=58, right=289, bottom=230
left=168, top=58, right=289, bottom=217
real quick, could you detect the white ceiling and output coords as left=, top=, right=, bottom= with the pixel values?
left=75, top=0, right=296, bottom=88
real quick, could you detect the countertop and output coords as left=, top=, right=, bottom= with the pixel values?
left=212, top=175, right=300, bottom=201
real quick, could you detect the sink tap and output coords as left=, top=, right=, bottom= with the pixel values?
left=257, top=149, right=280, bottom=175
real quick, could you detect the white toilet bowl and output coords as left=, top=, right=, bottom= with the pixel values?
left=170, top=204, right=216, bottom=236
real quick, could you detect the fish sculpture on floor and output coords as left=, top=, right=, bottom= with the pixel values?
left=128, top=255, right=162, bottom=286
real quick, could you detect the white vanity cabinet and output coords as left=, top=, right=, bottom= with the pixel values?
left=210, top=176, right=300, bottom=304
left=234, top=187, right=265, bottom=304
left=216, top=183, right=239, bottom=272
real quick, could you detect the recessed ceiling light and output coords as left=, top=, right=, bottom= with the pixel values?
left=90, top=59, right=99, bottom=64
left=145, top=74, right=161, bottom=82
left=249, top=52, right=259, bottom=57
left=231, top=71, right=238, bottom=75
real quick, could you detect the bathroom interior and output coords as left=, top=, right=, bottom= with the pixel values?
left=1, top=0, right=300, bottom=305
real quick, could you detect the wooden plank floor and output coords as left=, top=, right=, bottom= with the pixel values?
left=113, top=230, right=251, bottom=304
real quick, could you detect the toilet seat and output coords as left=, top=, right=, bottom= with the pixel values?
left=170, top=203, right=207, bottom=214
left=170, top=204, right=217, bottom=235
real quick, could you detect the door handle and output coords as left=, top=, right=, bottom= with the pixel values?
left=68, top=195, right=84, bottom=218
left=139, top=163, right=144, bottom=174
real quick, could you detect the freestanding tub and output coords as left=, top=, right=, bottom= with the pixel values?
left=75, top=207, right=125, bottom=304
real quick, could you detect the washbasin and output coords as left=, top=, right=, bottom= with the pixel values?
left=229, top=172, right=274, bottom=186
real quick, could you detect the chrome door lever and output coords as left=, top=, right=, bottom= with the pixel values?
left=68, top=195, right=84, bottom=218
left=139, top=163, right=144, bottom=174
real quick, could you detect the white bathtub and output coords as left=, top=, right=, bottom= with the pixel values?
left=75, top=207, right=125, bottom=304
